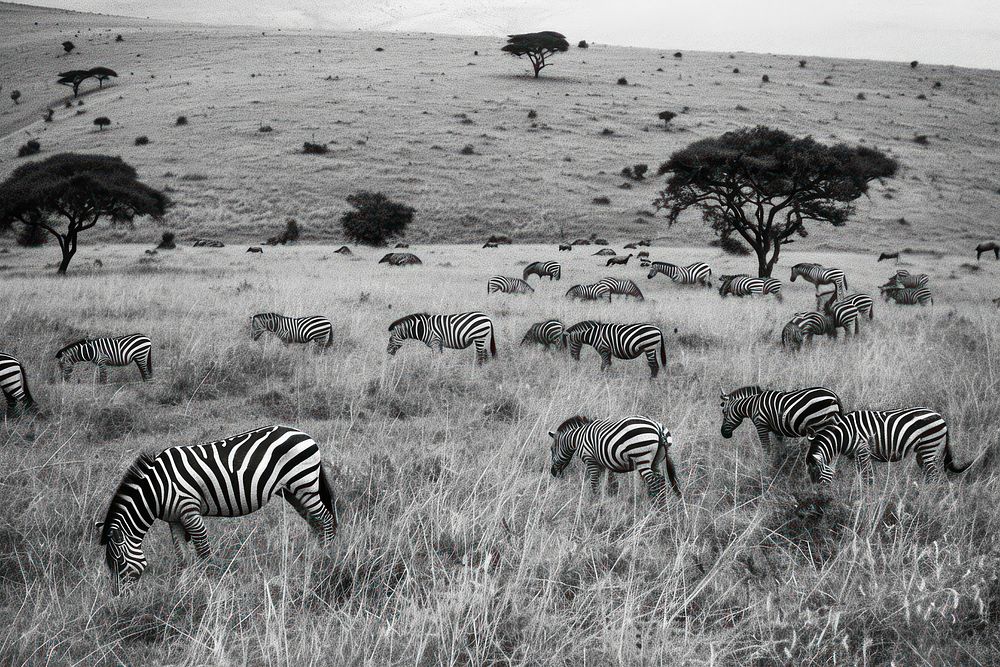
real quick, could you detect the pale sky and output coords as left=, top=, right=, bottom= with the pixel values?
left=17, top=0, right=1000, bottom=69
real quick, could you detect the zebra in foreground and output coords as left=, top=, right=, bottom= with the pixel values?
left=523, top=261, right=561, bottom=281
left=806, top=408, right=970, bottom=483
left=880, top=284, right=933, bottom=306
left=548, top=415, right=681, bottom=501
left=565, top=321, right=668, bottom=378
left=96, top=425, right=337, bottom=595
left=595, top=277, right=645, bottom=300
left=0, top=353, right=35, bottom=415
left=57, top=334, right=153, bottom=383
left=487, top=276, right=534, bottom=295
left=816, top=287, right=860, bottom=336
left=647, top=261, right=712, bottom=287
left=251, top=313, right=333, bottom=348
left=387, top=312, right=496, bottom=364
left=885, top=270, right=929, bottom=288
left=718, top=275, right=783, bottom=300
left=720, top=385, right=843, bottom=450
left=789, top=262, right=848, bottom=295
left=781, top=311, right=836, bottom=350
left=521, top=320, right=565, bottom=348
left=565, top=283, right=612, bottom=302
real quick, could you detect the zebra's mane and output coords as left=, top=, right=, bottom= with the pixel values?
left=55, top=339, right=88, bottom=357
left=99, top=451, right=158, bottom=545
left=388, top=312, right=429, bottom=331
left=729, top=385, right=764, bottom=399
left=793, top=262, right=821, bottom=269
left=565, top=320, right=600, bottom=333
left=555, top=415, right=591, bottom=433
left=252, top=312, right=279, bottom=318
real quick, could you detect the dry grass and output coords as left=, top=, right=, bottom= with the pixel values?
left=1, top=243, right=999, bottom=664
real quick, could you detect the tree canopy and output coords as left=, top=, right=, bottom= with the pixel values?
left=654, top=126, right=898, bottom=276
left=501, top=31, right=569, bottom=78
left=57, top=67, right=118, bottom=97
left=0, top=154, right=169, bottom=273
left=341, top=191, right=415, bottom=246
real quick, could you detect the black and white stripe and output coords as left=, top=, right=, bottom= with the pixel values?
left=0, top=353, right=35, bottom=415
left=565, top=283, right=613, bottom=302
left=523, top=261, right=561, bottom=281
left=565, top=321, right=668, bottom=378
left=806, top=409, right=970, bottom=483
left=886, top=270, right=929, bottom=288
left=487, top=276, right=535, bottom=294
left=720, top=385, right=843, bottom=449
left=718, top=275, right=783, bottom=300
left=647, top=261, right=712, bottom=287
left=521, top=320, right=565, bottom=348
left=841, top=293, right=875, bottom=320
left=548, top=415, right=681, bottom=500
left=816, top=290, right=860, bottom=335
left=378, top=252, right=422, bottom=266
left=387, top=312, right=496, bottom=364
left=56, top=334, right=153, bottom=383
left=96, top=425, right=337, bottom=594
left=251, top=313, right=333, bottom=347
left=595, top=277, right=645, bottom=300
left=789, top=262, right=848, bottom=295
left=782, top=311, right=836, bottom=350
left=880, top=285, right=933, bottom=306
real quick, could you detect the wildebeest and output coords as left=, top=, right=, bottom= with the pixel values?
left=559, top=244, right=572, bottom=251
left=637, top=251, right=649, bottom=259
left=483, top=242, right=499, bottom=248
left=606, top=254, right=633, bottom=267
left=593, top=248, right=616, bottom=256
left=193, top=238, right=225, bottom=248
left=976, top=241, right=999, bottom=260
left=247, top=247, right=263, bottom=253
left=379, top=252, right=422, bottom=266
left=624, top=243, right=637, bottom=249
left=334, top=246, right=352, bottom=255
left=487, top=234, right=513, bottom=245
left=571, top=239, right=591, bottom=246
left=877, top=251, right=900, bottom=262
left=593, top=238, right=609, bottom=246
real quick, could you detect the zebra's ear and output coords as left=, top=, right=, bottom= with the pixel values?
left=94, top=520, right=104, bottom=533
left=547, top=430, right=556, bottom=438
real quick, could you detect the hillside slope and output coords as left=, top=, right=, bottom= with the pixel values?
left=1, top=3, right=999, bottom=249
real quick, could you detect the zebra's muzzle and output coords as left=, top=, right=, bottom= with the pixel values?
left=721, top=426, right=733, bottom=439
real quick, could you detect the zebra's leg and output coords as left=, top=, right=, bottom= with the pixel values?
left=752, top=419, right=772, bottom=450
left=284, top=490, right=337, bottom=544
left=97, top=360, right=108, bottom=384
left=854, top=445, right=874, bottom=484
left=639, top=469, right=667, bottom=503
left=918, top=449, right=945, bottom=483
left=169, top=522, right=190, bottom=567
left=137, top=357, right=150, bottom=382
left=645, top=350, right=659, bottom=379
left=605, top=471, right=619, bottom=496
left=586, top=461, right=603, bottom=494
left=180, top=510, right=211, bottom=560
left=599, top=349, right=612, bottom=371
left=475, top=341, right=487, bottom=365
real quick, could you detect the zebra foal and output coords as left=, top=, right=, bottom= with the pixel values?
left=647, top=261, right=712, bottom=287
left=521, top=320, right=565, bottom=348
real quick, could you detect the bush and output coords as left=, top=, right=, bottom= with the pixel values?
left=711, top=235, right=752, bottom=256
left=761, top=74, right=770, bottom=83
left=601, top=128, right=614, bottom=136
left=913, top=134, right=929, bottom=145
left=303, top=141, right=328, bottom=154
left=910, top=60, right=919, bottom=68
left=592, top=196, right=611, bottom=205
left=341, top=191, right=415, bottom=246
left=799, top=59, right=807, bottom=68
left=156, top=231, right=176, bottom=249
left=17, top=140, right=40, bottom=158
left=733, top=67, right=740, bottom=73
left=175, top=115, right=188, bottom=126
left=267, top=218, right=300, bottom=245
left=577, top=40, right=588, bottom=49
left=134, top=135, right=150, bottom=146
left=622, top=164, right=648, bottom=180
left=93, top=116, right=111, bottom=131
left=856, top=92, right=866, bottom=100
left=673, top=51, right=682, bottom=58
left=17, top=223, right=48, bottom=247
left=657, top=110, right=677, bottom=127
left=459, top=144, right=475, bottom=155
left=933, top=81, right=942, bottom=89
left=258, top=125, right=273, bottom=132
left=43, top=108, right=54, bottom=122
left=527, top=109, right=537, bottom=119
left=916, top=93, right=927, bottom=100
left=617, top=77, right=628, bottom=85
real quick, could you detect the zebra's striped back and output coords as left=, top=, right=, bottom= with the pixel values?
left=521, top=320, right=565, bottom=348
left=881, top=285, right=933, bottom=306
left=56, top=334, right=153, bottom=381
left=487, top=276, right=534, bottom=294
left=816, top=293, right=860, bottom=335
left=251, top=313, right=333, bottom=346
left=595, top=277, right=645, bottom=300
left=565, top=283, right=612, bottom=302
left=790, top=263, right=848, bottom=294
left=888, top=270, right=929, bottom=288
left=841, top=293, right=875, bottom=319
left=379, top=253, right=422, bottom=266
left=782, top=312, right=835, bottom=349
left=719, top=275, right=782, bottom=300
left=648, top=262, right=712, bottom=286
left=0, top=352, right=34, bottom=412
left=523, top=261, right=561, bottom=281
left=720, top=385, right=843, bottom=444
left=566, top=321, right=667, bottom=377
left=387, top=312, right=496, bottom=364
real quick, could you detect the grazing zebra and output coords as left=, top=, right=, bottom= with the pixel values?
left=976, top=241, right=999, bottom=261
left=885, top=270, right=928, bottom=288
left=841, top=293, right=875, bottom=320
left=816, top=288, right=860, bottom=336
left=720, top=385, right=843, bottom=449
left=548, top=415, right=681, bottom=501
left=595, top=277, right=645, bottom=300
left=565, top=321, right=668, bottom=378
left=718, top=275, right=783, bottom=300
left=523, top=261, right=561, bottom=281
left=789, top=262, right=849, bottom=295
left=0, top=353, right=35, bottom=415
left=636, top=239, right=651, bottom=247
left=781, top=311, right=836, bottom=350
left=593, top=248, right=616, bottom=256
left=251, top=313, right=333, bottom=348
left=521, top=319, right=565, bottom=348
left=387, top=312, right=496, bottom=364
left=559, top=244, right=572, bottom=251
left=647, top=261, right=712, bottom=287
left=606, top=254, right=633, bottom=267
left=565, top=283, right=613, bottom=302
left=379, top=252, right=422, bottom=266
left=594, top=238, right=609, bottom=246
left=877, top=251, right=900, bottom=263
left=483, top=242, right=499, bottom=248
left=192, top=238, right=224, bottom=248
left=56, top=334, right=153, bottom=383
left=96, top=425, right=337, bottom=595
left=487, top=276, right=535, bottom=294
left=880, top=284, right=933, bottom=306
left=806, top=408, right=970, bottom=483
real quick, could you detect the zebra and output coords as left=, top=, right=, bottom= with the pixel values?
left=816, top=288, right=860, bottom=336
left=606, top=254, right=633, bottom=267
left=806, top=408, right=971, bottom=483
left=976, top=241, right=999, bottom=261
left=251, top=313, right=333, bottom=348
left=56, top=334, right=153, bottom=383
left=487, top=276, right=535, bottom=294
left=720, top=385, right=843, bottom=450
left=0, top=353, right=35, bottom=416
left=523, top=261, right=561, bottom=281
left=564, top=321, right=668, bottom=378
left=521, top=319, right=565, bottom=348
left=841, top=293, right=875, bottom=320
left=95, top=425, right=337, bottom=595
left=789, top=262, right=849, bottom=295
left=379, top=252, right=422, bottom=266
left=387, top=312, right=496, bottom=365
left=548, top=415, right=681, bottom=501
left=558, top=244, right=572, bottom=251
left=880, top=284, right=933, bottom=306
left=593, top=248, right=616, bottom=257
left=718, top=275, right=783, bottom=300
left=595, top=277, right=645, bottom=300
left=781, top=311, right=836, bottom=350
left=565, top=283, right=613, bottom=302
left=885, top=270, right=928, bottom=288
left=647, top=261, right=712, bottom=287
left=192, top=238, right=224, bottom=248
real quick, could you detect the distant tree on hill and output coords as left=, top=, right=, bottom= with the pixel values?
left=57, top=70, right=93, bottom=98
left=341, top=191, right=415, bottom=246
left=0, top=154, right=170, bottom=274
left=93, top=116, right=110, bottom=131
left=657, top=110, right=677, bottom=128
left=62, top=41, right=75, bottom=54
left=10, top=90, right=21, bottom=105
left=501, top=31, right=569, bottom=78
left=88, top=67, right=118, bottom=88
left=654, top=126, right=898, bottom=277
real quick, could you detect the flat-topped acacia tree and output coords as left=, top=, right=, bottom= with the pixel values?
left=501, top=31, right=570, bottom=78
left=0, top=154, right=169, bottom=274
left=654, top=126, right=898, bottom=277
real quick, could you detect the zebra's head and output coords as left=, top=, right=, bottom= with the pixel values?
left=98, top=452, right=158, bottom=594
left=55, top=339, right=88, bottom=379
left=548, top=415, right=590, bottom=477
left=805, top=416, right=847, bottom=484
left=98, top=520, right=148, bottom=595
left=563, top=321, right=599, bottom=360
left=250, top=313, right=276, bottom=340
left=387, top=313, right=428, bottom=355
left=719, top=386, right=762, bottom=438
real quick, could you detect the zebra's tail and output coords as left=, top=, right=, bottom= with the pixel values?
left=318, top=461, right=339, bottom=531
left=658, top=426, right=682, bottom=498
left=943, top=432, right=973, bottom=474
left=781, top=322, right=802, bottom=350
left=489, top=325, right=497, bottom=358
left=659, top=332, right=667, bottom=368
left=19, top=363, right=36, bottom=410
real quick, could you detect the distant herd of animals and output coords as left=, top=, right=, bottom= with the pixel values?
left=3, top=238, right=993, bottom=595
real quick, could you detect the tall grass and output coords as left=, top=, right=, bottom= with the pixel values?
left=1, top=244, right=998, bottom=664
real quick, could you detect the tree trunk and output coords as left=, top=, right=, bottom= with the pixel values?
left=57, top=231, right=77, bottom=275
left=754, top=241, right=783, bottom=277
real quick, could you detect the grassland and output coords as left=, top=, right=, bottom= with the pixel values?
left=1, top=241, right=999, bottom=665
left=1, top=3, right=999, bottom=250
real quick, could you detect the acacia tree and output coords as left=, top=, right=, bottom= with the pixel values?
left=57, top=70, right=93, bottom=97
left=501, top=31, right=569, bottom=78
left=654, top=126, right=898, bottom=277
left=88, top=67, right=118, bottom=88
left=0, top=154, right=169, bottom=274
left=341, top=191, right=414, bottom=245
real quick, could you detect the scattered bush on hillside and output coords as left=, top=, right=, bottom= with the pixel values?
left=175, top=115, right=188, bottom=126
left=592, top=196, right=611, bottom=205
left=733, top=68, right=740, bottom=73
left=93, top=116, right=110, bottom=131
left=933, top=81, right=942, bottom=89
left=856, top=92, right=866, bottom=100
left=617, top=77, right=628, bottom=85
left=711, top=234, right=752, bottom=256
left=62, top=41, right=74, bottom=54
left=258, top=125, right=273, bottom=132
left=156, top=231, right=176, bottom=250
left=673, top=51, right=682, bottom=58
left=10, top=90, right=21, bottom=105
left=601, top=128, right=614, bottom=136
left=761, top=74, right=770, bottom=83
left=916, top=93, right=927, bottom=100
left=17, top=140, right=41, bottom=158
left=658, top=110, right=677, bottom=128
left=910, top=60, right=919, bottom=68
left=913, top=134, right=929, bottom=145
left=799, top=59, right=807, bottom=68
left=527, top=109, right=537, bottom=119
left=459, top=144, right=475, bottom=155
left=622, top=164, right=648, bottom=180
left=303, top=141, right=328, bottom=154
left=116, top=34, right=123, bottom=42
left=577, top=40, right=588, bottom=48
left=341, top=191, right=415, bottom=246
left=134, top=135, right=150, bottom=146
left=43, top=108, right=54, bottom=122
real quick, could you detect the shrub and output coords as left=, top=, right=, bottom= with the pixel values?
left=622, top=164, right=648, bottom=180
left=856, top=92, right=866, bottom=100
left=617, top=77, right=628, bottom=85
left=910, top=60, right=919, bottom=68
left=43, top=108, right=54, bottom=122
left=303, top=141, right=328, bottom=154
left=267, top=218, right=300, bottom=245
left=673, top=51, right=682, bottom=58
left=761, top=74, right=770, bottom=83
left=156, top=231, right=176, bottom=249
left=601, top=128, right=614, bottom=136
left=459, top=144, right=475, bottom=155
left=933, top=81, right=942, bottom=88
left=913, top=134, right=929, bottom=145
left=733, top=67, right=740, bottom=73
left=134, top=135, right=150, bottom=146
left=17, top=223, right=48, bottom=247
left=115, top=34, right=123, bottom=42
left=577, top=40, right=588, bottom=49
left=175, top=115, right=188, bottom=126
left=258, top=125, right=273, bottom=132
left=592, top=196, right=611, bottom=205
left=527, top=109, right=537, bottom=119
left=17, top=140, right=40, bottom=158
left=710, top=234, right=752, bottom=256
left=10, top=90, right=21, bottom=104
left=341, top=191, right=415, bottom=245
left=916, top=93, right=927, bottom=100
left=658, top=110, right=677, bottom=127
left=799, top=59, right=807, bottom=68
